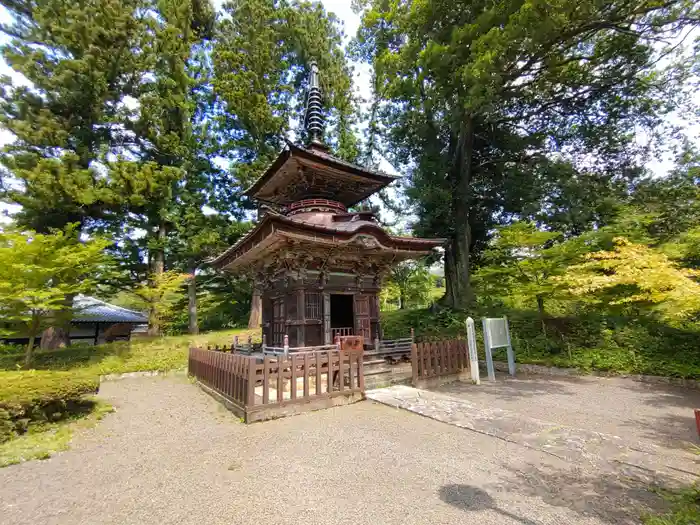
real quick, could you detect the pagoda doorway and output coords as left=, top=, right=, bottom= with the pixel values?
left=330, top=294, right=354, bottom=339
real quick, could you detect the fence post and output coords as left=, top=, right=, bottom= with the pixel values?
left=410, top=327, right=415, bottom=342
left=247, top=356, right=256, bottom=410
left=411, top=342, right=418, bottom=384
left=334, top=334, right=340, bottom=351
left=262, top=333, right=267, bottom=354
left=283, top=334, right=289, bottom=356
left=481, top=318, right=496, bottom=381
left=234, top=336, right=239, bottom=350
left=466, top=317, right=480, bottom=385
left=504, top=316, right=516, bottom=377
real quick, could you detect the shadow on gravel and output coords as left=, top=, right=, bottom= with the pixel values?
left=439, top=484, right=541, bottom=525
left=622, top=381, right=700, bottom=411
left=434, top=375, right=579, bottom=400
left=621, top=413, right=700, bottom=453
left=485, top=462, right=673, bottom=524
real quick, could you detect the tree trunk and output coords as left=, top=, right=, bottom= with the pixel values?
left=24, top=334, right=35, bottom=367
left=399, top=289, right=406, bottom=309
left=153, top=221, right=166, bottom=277
left=147, top=221, right=167, bottom=337
left=188, top=267, right=199, bottom=335
left=444, top=115, right=475, bottom=310
left=536, top=295, right=547, bottom=335
left=39, top=326, right=70, bottom=350
left=248, top=289, right=262, bottom=329
left=39, top=292, right=73, bottom=349
left=25, top=317, right=40, bottom=367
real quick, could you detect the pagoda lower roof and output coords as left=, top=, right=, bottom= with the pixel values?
left=211, top=210, right=445, bottom=272
left=244, top=141, right=399, bottom=207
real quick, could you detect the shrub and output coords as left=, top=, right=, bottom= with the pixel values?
left=0, top=371, right=99, bottom=443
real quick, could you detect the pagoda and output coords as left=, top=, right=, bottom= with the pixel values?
left=212, top=63, right=444, bottom=348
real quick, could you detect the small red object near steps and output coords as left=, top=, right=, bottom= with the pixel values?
left=695, top=409, right=700, bottom=439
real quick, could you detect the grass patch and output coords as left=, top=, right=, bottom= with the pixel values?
left=643, top=484, right=700, bottom=525
left=0, top=399, right=114, bottom=468
left=0, top=327, right=259, bottom=375
left=0, top=328, right=257, bottom=450
left=381, top=307, right=700, bottom=378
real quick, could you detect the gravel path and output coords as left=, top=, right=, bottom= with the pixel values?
left=0, top=377, right=673, bottom=525
left=433, top=373, right=700, bottom=456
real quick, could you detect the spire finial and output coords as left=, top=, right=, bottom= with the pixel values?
left=304, top=61, right=325, bottom=147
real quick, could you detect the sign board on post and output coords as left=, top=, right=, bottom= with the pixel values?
left=482, top=317, right=516, bottom=377
left=465, top=317, right=480, bottom=384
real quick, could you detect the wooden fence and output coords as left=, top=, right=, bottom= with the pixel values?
left=411, top=339, right=469, bottom=386
left=189, top=347, right=364, bottom=423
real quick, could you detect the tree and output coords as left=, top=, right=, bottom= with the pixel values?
left=128, top=270, right=189, bottom=335
left=0, top=0, right=151, bottom=345
left=474, top=222, right=583, bottom=333
left=562, top=237, right=700, bottom=322
left=0, top=227, right=110, bottom=365
left=387, top=260, right=433, bottom=310
left=214, top=1, right=360, bottom=193
left=0, top=0, right=149, bottom=232
left=101, top=0, right=221, bottom=336
left=353, top=0, right=700, bottom=309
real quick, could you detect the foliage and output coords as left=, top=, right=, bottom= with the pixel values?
left=0, top=0, right=150, bottom=232
left=213, top=0, right=360, bottom=196
left=353, top=0, right=700, bottom=308
left=382, top=306, right=700, bottom=379
left=384, top=260, right=434, bottom=310
left=562, top=238, right=700, bottom=321
left=0, top=370, right=99, bottom=443
left=0, top=227, right=111, bottom=363
left=127, top=271, right=189, bottom=334
left=475, top=222, right=583, bottom=330
left=643, top=484, right=700, bottom=525
left=0, top=400, right=113, bottom=468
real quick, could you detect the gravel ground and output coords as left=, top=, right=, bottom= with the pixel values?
left=433, top=373, right=700, bottom=456
left=0, top=376, right=673, bottom=525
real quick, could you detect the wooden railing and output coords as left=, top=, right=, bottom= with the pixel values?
left=189, top=348, right=254, bottom=409
left=411, top=339, right=469, bottom=384
left=365, top=329, right=415, bottom=363
left=189, top=346, right=364, bottom=422
left=332, top=327, right=354, bottom=339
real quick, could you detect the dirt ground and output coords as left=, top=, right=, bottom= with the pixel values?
left=0, top=375, right=696, bottom=525
left=433, top=372, right=700, bottom=458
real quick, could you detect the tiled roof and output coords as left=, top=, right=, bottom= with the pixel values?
left=72, top=296, right=148, bottom=324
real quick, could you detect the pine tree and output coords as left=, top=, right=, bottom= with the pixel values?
left=0, top=0, right=149, bottom=232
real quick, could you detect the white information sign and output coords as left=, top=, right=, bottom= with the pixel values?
left=482, top=317, right=516, bottom=377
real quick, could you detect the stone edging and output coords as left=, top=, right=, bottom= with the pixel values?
left=100, top=369, right=186, bottom=382
left=490, top=360, right=700, bottom=390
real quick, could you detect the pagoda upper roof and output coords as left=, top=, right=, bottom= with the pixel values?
left=244, top=141, right=399, bottom=207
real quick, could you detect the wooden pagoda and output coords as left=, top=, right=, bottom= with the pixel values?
left=212, top=63, right=444, bottom=348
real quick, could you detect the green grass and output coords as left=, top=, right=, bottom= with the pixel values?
left=0, top=327, right=259, bottom=376
left=381, top=307, right=700, bottom=379
left=643, top=484, right=700, bottom=525
left=0, top=327, right=257, bottom=465
left=0, top=400, right=114, bottom=468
